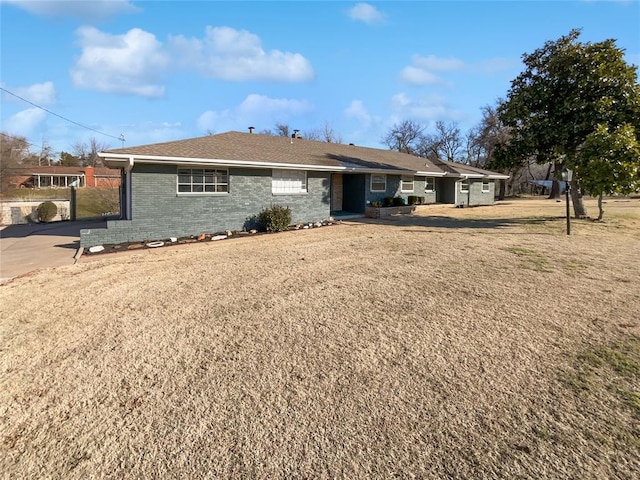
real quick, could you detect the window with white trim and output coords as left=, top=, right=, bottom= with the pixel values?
left=460, top=179, right=470, bottom=192
left=178, top=168, right=228, bottom=193
left=482, top=180, right=490, bottom=192
left=370, top=174, right=386, bottom=192
left=401, top=176, right=415, bottom=193
left=425, top=177, right=435, bottom=192
left=272, top=169, right=307, bottom=194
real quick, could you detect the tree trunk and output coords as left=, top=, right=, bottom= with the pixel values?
left=597, top=193, right=604, bottom=221
left=498, top=179, right=506, bottom=200
left=569, top=180, right=587, bottom=218
left=548, top=180, right=560, bottom=199
left=548, top=162, right=561, bottom=199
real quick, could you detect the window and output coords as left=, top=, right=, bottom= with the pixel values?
left=401, top=176, right=414, bottom=193
left=460, top=179, right=469, bottom=192
left=482, top=180, right=490, bottom=192
left=370, top=174, right=386, bottom=192
left=425, top=177, right=435, bottom=192
left=178, top=168, right=228, bottom=193
left=272, top=169, right=307, bottom=194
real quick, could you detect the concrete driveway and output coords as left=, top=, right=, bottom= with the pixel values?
left=0, top=219, right=106, bottom=284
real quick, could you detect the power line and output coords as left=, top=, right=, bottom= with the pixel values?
left=0, top=132, right=63, bottom=157
left=1, top=86, right=125, bottom=142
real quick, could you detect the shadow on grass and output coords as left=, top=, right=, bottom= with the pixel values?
left=349, top=215, right=563, bottom=231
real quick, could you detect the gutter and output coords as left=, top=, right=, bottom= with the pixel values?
left=99, top=152, right=449, bottom=177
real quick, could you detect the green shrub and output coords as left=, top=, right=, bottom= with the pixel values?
left=392, top=196, right=405, bottom=206
left=257, top=205, right=292, bottom=232
left=370, top=201, right=382, bottom=208
left=36, top=201, right=57, bottom=222
left=408, top=195, right=418, bottom=205
left=382, top=197, right=394, bottom=207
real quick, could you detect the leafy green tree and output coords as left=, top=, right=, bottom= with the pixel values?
left=575, top=124, right=640, bottom=220
left=498, top=29, right=640, bottom=218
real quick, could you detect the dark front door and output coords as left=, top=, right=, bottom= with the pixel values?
left=342, top=174, right=366, bottom=213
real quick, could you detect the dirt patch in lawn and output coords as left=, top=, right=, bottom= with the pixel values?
left=1, top=197, right=639, bottom=479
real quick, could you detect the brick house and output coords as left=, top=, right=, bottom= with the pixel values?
left=80, top=131, right=508, bottom=247
left=5, top=165, right=121, bottom=189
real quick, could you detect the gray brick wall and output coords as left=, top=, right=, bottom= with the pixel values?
left=81, top=165, right=331, bottom=247
left=364, top=174, right=438, bottom=205
left=457, top=179, right=495, bottom=206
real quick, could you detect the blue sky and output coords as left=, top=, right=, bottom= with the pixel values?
left=1, top=0, right=638, bottom=156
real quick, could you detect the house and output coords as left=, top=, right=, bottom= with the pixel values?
left=5, top=165, right=121, bottom=189
left=80, top=131, right=508, bottom=247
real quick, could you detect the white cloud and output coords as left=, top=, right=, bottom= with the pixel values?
left=196, top=110, right=231, bottom=132
left=70, top=26, right=169, bottom=97
left=17, top=81, right=57, bottom=105
left=196, top=94, right=314, bottom=133
left=4, top=0, right=140, bottom=20
left=399, top=54, right=464, bottom=86
left=69, top=25, right=314, bottom=98
left=345, top=100, right=372, bottom=128
left=413, top=55, right=465, bottom=72
left=347, top=3, right=384, bottom=25
left=3, top=107, right=47, bottom=135
left=399, top=66, right=442, bottom=86
left=389, top=93, right=460, bottom=121
left=169, top=26, right=315, bottom=82
left=237, top=94, right=312, bottom=116
left=2, top=81, right=57, bottom=105
left=399, top=54, right=514, bottom=85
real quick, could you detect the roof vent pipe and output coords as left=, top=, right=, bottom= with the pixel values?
left=248, top=126, right=255, bottom=133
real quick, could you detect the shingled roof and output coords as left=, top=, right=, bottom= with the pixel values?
left=101, top=131, right=508, bottom=178
left=431, top=158, right=509, bottom=178
left=102, top=131, right=446, bottom=174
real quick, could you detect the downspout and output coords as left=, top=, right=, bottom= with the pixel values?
left=467, top=176, right=471, bottom=206
left=454, top=177, right=458, bottom=206
left=122, top=157, right=134, bottom=220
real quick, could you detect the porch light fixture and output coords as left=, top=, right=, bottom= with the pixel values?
left=561, top=167, right=573, bottom=235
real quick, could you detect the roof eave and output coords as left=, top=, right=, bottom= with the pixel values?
left=99, top=153, right=445, bottom=176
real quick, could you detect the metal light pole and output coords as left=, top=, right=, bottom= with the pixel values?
left=561, top=168, right=573, bottom=235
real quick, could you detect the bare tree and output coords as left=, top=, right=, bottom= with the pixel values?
left=73, top=138, right=111, bottom=167
left=381, top=120, right=424, bottom=154
left=418, top=121, right=464, bottom=162
left=40, top=142, right=54, bottom=166
left=301, top=123, right=343, bottom=143
left=274, top=123, right=290, bottom=137
left=322, top=122, right=343, bottom=143
left=466, top=104, right=511, bottom=168
left=304, top=128, right=322, bottom=141
left=0, top=132, right=29, bottom=192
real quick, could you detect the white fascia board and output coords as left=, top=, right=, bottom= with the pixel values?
left=487, top=174, right=510, bottom=179
left=103, top=157, right=134, bottom=171
left=100, top=153, right=419, bottom=175
left=457, top=173, right=485, bottom=179
left=415, top=171, right=447, bottom=177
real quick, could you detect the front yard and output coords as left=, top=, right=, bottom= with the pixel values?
left=1, top=197, right=638, bottom=479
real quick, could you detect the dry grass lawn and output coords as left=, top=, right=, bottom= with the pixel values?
left=1, top=196, right=639, bottom=479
